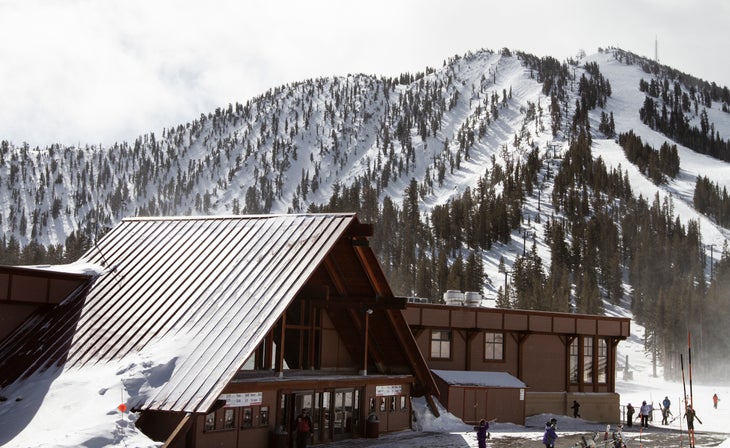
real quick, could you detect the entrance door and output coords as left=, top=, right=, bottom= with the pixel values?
left=283, top=391, right=315, bottom=448
left=333, top=389, right=357, bottom=440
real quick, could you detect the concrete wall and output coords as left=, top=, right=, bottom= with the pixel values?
left=526, top=391, right=621, bottom=423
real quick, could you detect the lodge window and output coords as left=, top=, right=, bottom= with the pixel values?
left=205, top=412, right=215, bottom=431
left=204, top=408, right=236, bottom=432
left=260, top=406, right=269, bottom=426
left=370, top=395, right=409, bottom=413
left=583, top=337, right=594, bottom=383
left=430, top=329, right=451, bottom=359
left=239, top=405, right=270, bottom=429
left=484, top=332, right=504, bottom=361
left=597, top=339, right=608, bottom=383
left=242, top=407, right=253, bottom=428
left=569, top=338, right=579, bottom=384
left=224, top=409, right=235, bottom=429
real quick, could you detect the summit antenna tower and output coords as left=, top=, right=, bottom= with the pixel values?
left=655, top=36, right=658, bottom=62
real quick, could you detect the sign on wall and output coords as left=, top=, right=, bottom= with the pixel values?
left=375, top=385, right=402, bottom=396
left=219, top=392, right=263, bottom=407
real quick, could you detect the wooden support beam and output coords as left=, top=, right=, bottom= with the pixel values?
left=163, top=412, right=193, bottom=448
left=308, top=296, right=406, bottom=310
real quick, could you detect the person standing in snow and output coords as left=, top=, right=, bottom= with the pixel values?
left=661, top=396, right=671, bottom=424
left=639, top=401, right=652, bottom=428
left=571, top=400, right=581, bottom=418
left=684, top=405, right=702, bottom=447
left=713, top=393, right=720, bottom=409
left=474, top=418, right=489, bottom=448
left=542, top=418, right=558, bottom=448
left=625, top=403, right=635, bottom=427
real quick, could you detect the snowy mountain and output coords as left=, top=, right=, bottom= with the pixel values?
left=1, top=47, right=727, bottom=243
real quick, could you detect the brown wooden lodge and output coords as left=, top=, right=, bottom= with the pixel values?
left=0, top=214, right=629, bottom=447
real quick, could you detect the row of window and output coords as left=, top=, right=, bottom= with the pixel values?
left=430, top=330, right=609, bottom=384
left=368, top=395, right=409, bottom=413
left=430, top=330, right=504, bottom=361
left=570, top=337, right=608, bottom=384
left=205, top=405, right=270, bottom=432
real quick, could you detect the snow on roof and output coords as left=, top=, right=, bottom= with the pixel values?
left=23, top=262, right=106, bottom=276
left=1, top=214, right=362, bottom=415
left=431, top=369, right=526, bottom=388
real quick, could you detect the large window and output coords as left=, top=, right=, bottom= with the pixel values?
left=430, top=329, right=451, bottom=359
left=583, top=336, right=594, bottom=383
left=484, top=332, right=504, bottom=360
left=569, top=338, right=579, bottom=384
left=597, top=339, right=608, bottom=383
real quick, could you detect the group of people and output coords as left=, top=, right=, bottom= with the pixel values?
left=473, top=392, right=722, bottom=448
left=623, top=400, right=654, bottom=428
left=624, top=395, right=713, bottom=431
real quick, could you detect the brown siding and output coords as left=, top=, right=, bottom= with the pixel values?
left=552, top=316, right=576, bottom=333
left=529, top=315, right=552, bottom=332
left=400, top=307, right=420, bottom=323
left=439, top=386, right=524, bottom=425
left=476, top=312, right=502, bottom=329
left=576, top=318, right=597, bottom=335
left=520, top=334, right=566, bottom=392
left=9, top=275, right=48, bottom=303
left=449, top=309, right=475, bottom=328
left=0, top=270, right=88, bottom=305
left=597, top=319, right=622, bottom=336
left=363, top=382, right=412, bottom=433
left=319, top=313, right=356, bottom=370
left=421, top=308, right=450, bottom=327
left=487, top=388, right=524, bottom=425
left=0, top=303, right=40, bottom=341
left=504, top=313, right=528, bottom=331
left=136, top=410, right=188, bottom=443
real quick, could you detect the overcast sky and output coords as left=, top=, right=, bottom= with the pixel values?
left=1, top=0, right=728, bottom=147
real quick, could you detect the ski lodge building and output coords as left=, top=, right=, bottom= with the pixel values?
left=0, top=213, right=629, bottom=448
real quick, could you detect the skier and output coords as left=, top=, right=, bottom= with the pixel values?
left=661, top=396, right=671, bottom=425
left=625, top=403, right=634, bottom=427
left=474, top=418, right=490, bottom=448
left=542, top=418, right=558, bottom=448
left=639, top=401, right=652, bottom=428
left=571, top=400, right=581, bottom=418
left=713, top=393, right=720, bottom=409
left=684, top=405, right=702, bottom=448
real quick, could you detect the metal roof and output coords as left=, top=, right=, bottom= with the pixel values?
left=432, top=370, right=527, bottom=388
left=1, top=214, right=360, bottom=413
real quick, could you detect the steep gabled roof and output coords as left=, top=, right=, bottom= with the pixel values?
left=1, top=213, right=384, bottom=413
